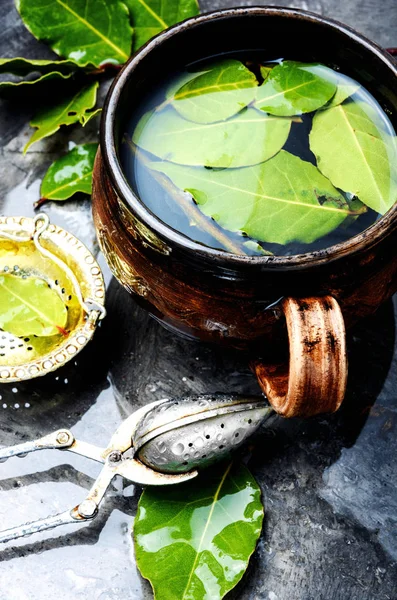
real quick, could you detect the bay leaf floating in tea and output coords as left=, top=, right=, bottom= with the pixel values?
left=122, top=58, right=397, bottom=256
left=0, top=273, right=67, bottom=337
left=167, top=58, right=259, bottom=124
left=133, top=107, right=292, bottom=169
left=150, top=150, right=363, bottom=245
left=310, top=101, right=397, bottom=214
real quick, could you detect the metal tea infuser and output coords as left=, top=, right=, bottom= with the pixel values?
left=0, top=394, right=273, bottom=543
left=0, top=214, right=274, bottom=545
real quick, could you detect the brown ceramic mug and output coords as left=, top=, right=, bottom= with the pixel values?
left=92, top=7, right=397, bottom=419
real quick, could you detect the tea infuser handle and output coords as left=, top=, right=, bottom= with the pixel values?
left=0, top=464, right=116, bottom=545
left=0, top=508, right=88, bottom=545
left=0, top=430, right=75, bottom=462
left=0, top=430, right=107, bottom=465
left=252, top=296, right=347, bottom=418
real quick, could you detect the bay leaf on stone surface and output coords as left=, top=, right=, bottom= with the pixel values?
left=151, top=150, right=360, bottom=245
left=310, top=101, right=397, bottom=214
left=0, top=274, right=67, bottom=337
left=0, top=57, right=96, bottom=76
left=168, top=59, right=258, bottom=123
left=256, top=60, right=336, bottom=116
left=24, top=82, right=100, bottom=152
left=16, top=0, right=132, bottom=67
left=0, top=58, right=97, bottom=92
left=134, top=462, right=263, bottom=600
left=0, top=70, right=73, bottom=91
left=40, top=143, right=97, bottom=202
left=132, top=107, right=292, bottom=168
left=124, top=0, right=199, bottom=52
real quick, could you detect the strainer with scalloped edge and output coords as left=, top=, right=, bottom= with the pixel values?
left=0, top=214, right=106, bottom=383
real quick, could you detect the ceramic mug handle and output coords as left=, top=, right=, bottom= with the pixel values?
left=252, top=296, right=347, bottom=418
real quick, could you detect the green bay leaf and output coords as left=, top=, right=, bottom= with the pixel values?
left=256, top=61, right=336, bottom=116
left=133, top=107, right=292, bottom=168
left=151, top=150, right=357, bottom=245
left=0, top=57, right=95, bottom=92
left=134, top=462, right=263, bottom=600
left=125, top=0, right=199, bottom=52
left=312, top=65, right=360, bottom=109
left=325, top=82, right=360, bottom=108
left=260, top=65, right=273, bottom=82
left=310, top=101, right=397, bottom=214
left=0, top=70, right=74, bottom=92
left=16, top=0, right=133, bottom=67
left=25, top=82, right=100, bottom=152
left=168, top=59, right=258, bottom=123
left=0, top=57, right=96, bottom=76
left=40, top=143, right=98, bottom=202
left=0, top=274, right=67, bottom=337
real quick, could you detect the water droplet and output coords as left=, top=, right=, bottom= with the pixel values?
left=173, top=442, right=184, bottom=456
left=157, top=440, right=167, bottom=453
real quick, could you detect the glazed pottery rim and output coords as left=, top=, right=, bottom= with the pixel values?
left=101, top=6, right=397, bottom=268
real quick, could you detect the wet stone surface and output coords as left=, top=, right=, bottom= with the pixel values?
left=0, top=0, right=397, bottom=598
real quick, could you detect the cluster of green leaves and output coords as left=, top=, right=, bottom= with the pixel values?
left=1, top=0, right=199, bottom=203
left=0, top=273, right=67, bottom=337
left=132, top=59, right=397, bottom=248
left=1, top=6, right=268, bottom=600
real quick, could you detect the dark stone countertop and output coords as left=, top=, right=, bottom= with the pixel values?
left=0, top=1, right=397, bottom=598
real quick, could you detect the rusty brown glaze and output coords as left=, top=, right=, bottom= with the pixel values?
left=92, top=7, right=397, bottom=417
left=252, top=297, right=347, bottom=417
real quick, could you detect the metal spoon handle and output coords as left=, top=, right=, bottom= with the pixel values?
left=0, top=509, right=85, bottom=544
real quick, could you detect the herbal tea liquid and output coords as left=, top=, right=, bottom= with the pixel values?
left=120, top=55, right=397, bottom=256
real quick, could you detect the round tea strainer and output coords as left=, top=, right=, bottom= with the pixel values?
left=0, top=214, right=106, bottom=382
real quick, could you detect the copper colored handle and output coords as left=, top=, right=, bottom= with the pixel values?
left=252, top=296, right=348, bottom=418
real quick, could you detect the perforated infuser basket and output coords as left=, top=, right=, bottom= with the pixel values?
left=0, top=214, right=106, bottom=382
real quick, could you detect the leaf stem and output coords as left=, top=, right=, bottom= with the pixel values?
left=124, top=138, right=248, bottom=255
left=34, top=197, right=49, bottom=210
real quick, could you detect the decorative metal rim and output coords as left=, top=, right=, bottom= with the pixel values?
left=0, top=216, right=106, bottom=383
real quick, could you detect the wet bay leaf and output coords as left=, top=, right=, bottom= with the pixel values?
left=134, top=462, right=263, bottom=600
left=0, top=57, right=96, bottom=76
left=256, top=61, right=336, bottom=116
left=16, top=0, right=132, bottom=67
left=0, top=70, right=73, bottom=91
left=168, top=59, right=258, bottom=123
left=0, top=57, right=96, bottom=91
left=151, top=150, right=358, bottom=245
left=133, top=107, right=292, bottom=168
left=24, top=82, right=100, bottom=152
left=310, top=101, right=397, bottom=214
left=311, top=65, right=360, bottom=109
left=0, top=274, right=67, bottom=337
left=325, top=82, right=360, bottom=108
left=40, top=143, right=97, bottom=202
left=260, top=65, right=273, bottom=81
left=125, top=0, right=199, bottom=52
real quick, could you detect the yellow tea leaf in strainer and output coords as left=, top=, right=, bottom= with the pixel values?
left=0, top=214, right=106, bottom=382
